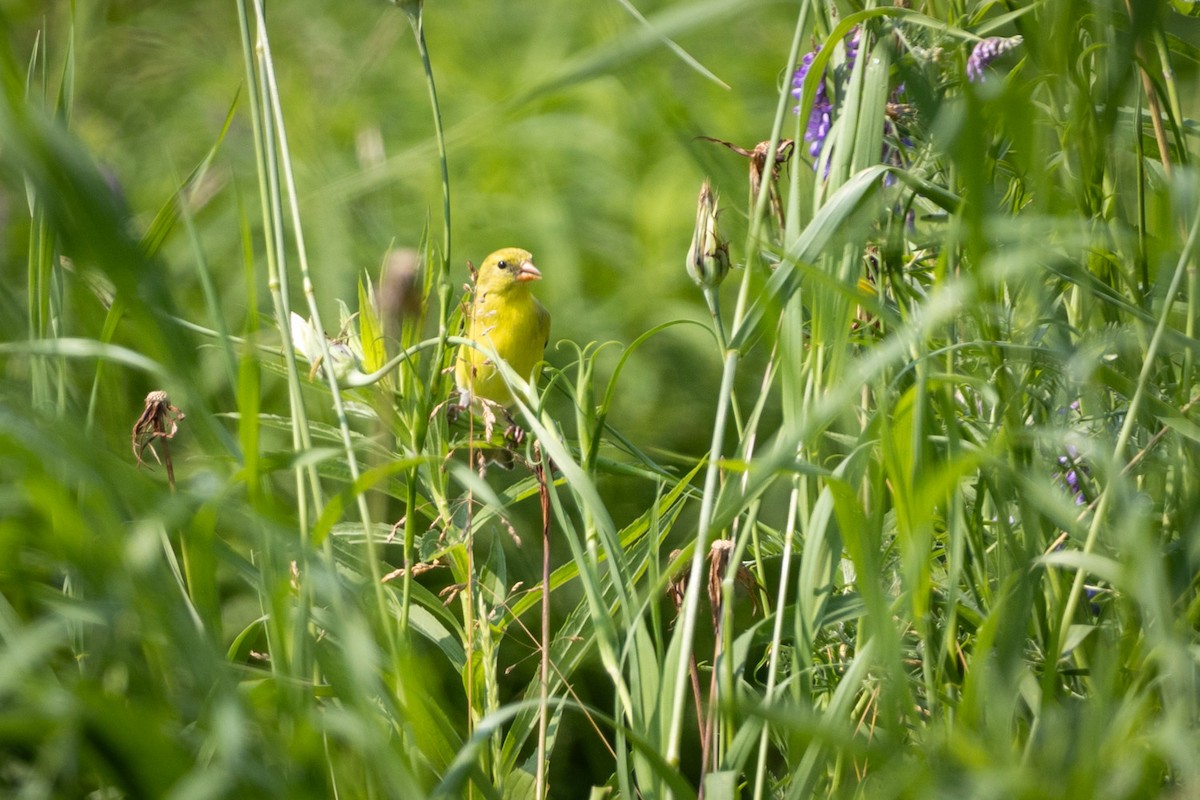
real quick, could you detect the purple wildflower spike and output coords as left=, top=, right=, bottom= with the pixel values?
left=967, top=36, right=1023, bottom=83
left=793, top=50, right=834, bottom=158
left=842, top=28, right=861, bottom=76
left=791, top=26, right=912, bottom=177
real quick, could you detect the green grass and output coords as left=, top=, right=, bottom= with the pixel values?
left=2, top=0, right=1200, bottom=798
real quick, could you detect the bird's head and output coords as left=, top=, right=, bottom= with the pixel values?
left=475, top=247, right=541, bottom=294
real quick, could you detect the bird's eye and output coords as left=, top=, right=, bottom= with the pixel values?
left=497, top=260, right=509, bottom=270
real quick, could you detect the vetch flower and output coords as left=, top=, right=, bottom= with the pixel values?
left=966, top=36, right=1023, bottom=83
left=686, top=179, right=731, bottom=290
left=792, top=27, right=910, bottom=176
left=792, top=49, right=834, bottom=159
left=1053, top=444, right=1089, bottom=506
left=842, top=28, right=861, bottom=76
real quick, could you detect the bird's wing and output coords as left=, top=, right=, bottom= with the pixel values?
left=536, top=300, right=551, bottom=351
left=457, top=288, right=474, bottom=333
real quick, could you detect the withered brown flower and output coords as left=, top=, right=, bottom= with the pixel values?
left=699, top=137, right=794, bottom=229
left=131, top=390, right=185, bottom=489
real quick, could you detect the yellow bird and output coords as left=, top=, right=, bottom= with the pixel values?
left=454, top=247, right=551, bottom=421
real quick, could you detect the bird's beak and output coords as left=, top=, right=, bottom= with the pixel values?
left=516, top=260, right=542, bottom=282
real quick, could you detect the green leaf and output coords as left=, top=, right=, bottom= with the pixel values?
left=359, top=273, right=387, bottom=375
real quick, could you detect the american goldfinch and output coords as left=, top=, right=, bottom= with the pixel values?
left=454, top=247, right=551, bottom=420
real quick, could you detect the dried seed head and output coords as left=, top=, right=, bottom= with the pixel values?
left=706, top=539, right=761, bottom=629
left=667, top=542, right=762, bottom=628
left=382, top=561, right=442, bottom=583
left=699, top=137, right=793, bottom=229
left=132, top=391, right=186, bottom=489
left=686, top=179, right=731, bottom=289
left=707, top=539, right=734, bottom=630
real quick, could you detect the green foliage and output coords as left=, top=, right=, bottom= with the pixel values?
left=2, top=1, right=1200, bottom=798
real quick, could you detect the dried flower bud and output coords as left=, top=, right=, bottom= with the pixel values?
left=707, top=539, right=761, bottom=629
left=379, top=248, right=424, bottom=336
left=707, top=539, right=733, bottom=630
left=132, top=391, right=186, bottom=489
left=686, top=179, right=730, bottom=289
left=698, top=137, right=794, bottom=231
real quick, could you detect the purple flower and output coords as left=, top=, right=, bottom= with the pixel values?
left=966, top=36, right=1023, bottom=83
left=842, top=28, right=861, bottom=75
left=792, top=28, right=888, bottom=170
left=1054, top=452, right=1089, bottom=505
left=792, top=50, right=834, bottom=158
left=791, top=27, right=917, bottom=179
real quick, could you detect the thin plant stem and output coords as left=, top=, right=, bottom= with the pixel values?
left=536, top=444, right=552, bottom=800
left=752, top=480, right=799, bottom=800
left=739, top=0, right=813, bottom=321
left=464, top=489, right=477, bottom=800
left=234, top=0, right=319, bottom=537
left=251, top=0, right=391, bottom=645
left=1123, top=0, right=1172, bottom=179
left=401, top=2, right=454, bottom=632
left=1151, top=28, right=1184, bottom=161
left=665, top=2, right=812, bottom=779
left=408, top=7, right=451, bottom=282
left=663, top=348, right=737, bottom=774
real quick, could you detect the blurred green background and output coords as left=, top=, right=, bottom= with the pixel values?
left=9, top=2, right=1200, bottom=797
left=3, top=0, right=797, bottom=464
